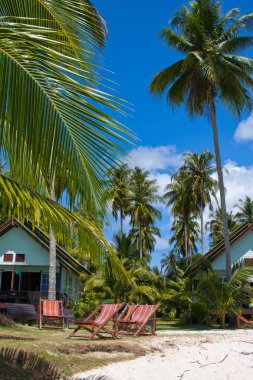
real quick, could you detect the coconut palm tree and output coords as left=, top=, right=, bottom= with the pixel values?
left=0, top=0, right=133, bottom=297
left=150, top=0, right=253, bottom=279
left=234, top=196, right=253, bottom=224
left=169, top=216, right=200, bottom=258
left=183, top=150, right=218, bottom=254
left=206, top=208, right=239, bottom=247
left=163, top=167, right=197, bottom=259
left=130, top=224, right=161, bottom=262
left=104, top=164, right=131, bottom=235
left=128, top=167, right=161, bottom=260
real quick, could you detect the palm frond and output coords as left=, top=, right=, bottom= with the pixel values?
left=0, top=173, right=130, bottom=283
left=0, top=1, right=134, bottom=212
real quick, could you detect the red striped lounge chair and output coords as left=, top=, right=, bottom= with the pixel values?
left=39, top=299, right=64, bottom=330
left=234, top=313, right=253, bottom=329
left=69, top=303, right=125, bottom=339
left=118, top=304, right=159, bottom=337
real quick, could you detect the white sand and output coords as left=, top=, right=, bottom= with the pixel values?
left=72, top=330, right=253, bottom=380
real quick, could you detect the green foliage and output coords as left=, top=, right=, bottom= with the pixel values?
left=150, top=0, right=253, bottom=117
left=206, top=207, right=239, bottom=247
left=234, top=196, right=253, bottom=224
left=191, top=302, right=208, bottom=324
left=197, top=267, right=253, bottom=327
left=73, top=293, right=99, bottom=318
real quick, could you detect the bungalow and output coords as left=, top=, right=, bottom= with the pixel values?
left=0, top=219, right=89, bottom=304
left=185, top=222, right=253, bottom=278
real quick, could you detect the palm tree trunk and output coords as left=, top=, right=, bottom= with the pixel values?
left=184, top=215, right=188, bottom=259
left=120, top=208, right=123, bottom=236
left=200, top=200, right=204, bottom=255
left=48, top=182, right=57, bottom=300
left=139, top=223, right=143, bottom=260
left=210, top=98, right=231, bottom=279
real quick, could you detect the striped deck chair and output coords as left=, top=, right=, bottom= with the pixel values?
left=39, top=299, right=64, bottom=330
left=69, top=303, right=125, bottom=339
left=234, top=313, right=253, bottom=329
left=118, top=304, right=159, bottom=337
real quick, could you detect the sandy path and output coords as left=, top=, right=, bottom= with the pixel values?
left=72, top=330, right=253, bottom=380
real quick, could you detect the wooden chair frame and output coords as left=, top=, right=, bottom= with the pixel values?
left=234, top=313, right=253, bottom=328
left=69, top=303, right=125, bottom=339
left=38, top=299, right=64, bottom=330
left=117, top=304, right=159, bottom=337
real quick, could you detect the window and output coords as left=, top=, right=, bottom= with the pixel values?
left=41, top=273, right=49, bottom=291
left=3, top=253, right=13, bottom=262
left=41, top=273, right=60, bottom=291
left=16, top=254, right=25, bottom=263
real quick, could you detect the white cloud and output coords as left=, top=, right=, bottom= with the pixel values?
left=234, top=113, right=253, bottom=142
left=155, top=237, right=169, bottom=251
left=127, top=145, right=182, bottom=172
left=208, top=160, right=253, bottom=215
left=222, top=160, right=253, bottom=211
left=149, top=172, right=171, bottom=197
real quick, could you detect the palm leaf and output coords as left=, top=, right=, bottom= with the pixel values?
left=0, top=1, right=134, bottom=212
left=0, top=173, right=130, bottom=283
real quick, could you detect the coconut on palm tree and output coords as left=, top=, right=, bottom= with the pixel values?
left=150, top=0, right=253, bottom=279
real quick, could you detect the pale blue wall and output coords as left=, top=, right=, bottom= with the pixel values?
left=0, top=226, right=80, bottom=294
left=0, top=227, right=52, bottom=266
left=212, top=231, right=253, bottom=271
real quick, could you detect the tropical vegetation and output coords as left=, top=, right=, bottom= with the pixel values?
left=150, top=0, right=253, bottom=279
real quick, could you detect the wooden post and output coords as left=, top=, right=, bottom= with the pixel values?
left=10, top=265, right=15, bottom=291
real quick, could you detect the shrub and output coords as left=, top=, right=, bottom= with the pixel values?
left=191, top=301, right=208, bottom=324
left=0, top=313, right=15, bottom=328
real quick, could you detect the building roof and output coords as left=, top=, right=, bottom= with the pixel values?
left=185, top=221, right=253, bottom=277
left=0, top=219, right=90, bottom=276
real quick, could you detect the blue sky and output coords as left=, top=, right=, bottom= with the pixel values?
left=94, top=0, right=253, bottom=267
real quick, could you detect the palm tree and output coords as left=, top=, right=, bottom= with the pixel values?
left=206, top=208, right=238, bottom=247
left=197, top=267, right=253, bottom=328
left=169, top=216, right=200, bottom=258
left=130, top=224, right=161, bottom=263
left=104, top=164, right=131, bottom=235
left=234, top=196, right=253, bottom=224
left=163, top=167, right=197, bottom=259
left=183, top=150, right=218, bottom=255
left=150, top=0, right=253, bottom=279
left=128, top=167, right=161, bottom=260
left=0, top=0, right=133, bottom=297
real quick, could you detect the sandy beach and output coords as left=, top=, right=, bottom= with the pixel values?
left=73, top=330, right=253, bottom=380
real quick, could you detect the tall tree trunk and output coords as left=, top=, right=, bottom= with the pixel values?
left=210, top=98, right=231, bottom=279
left=139, top=222, right=143, bottom=260
left=48, top=182, right=57, bottom=300
left=184, top=215, right=188, bottom=259
left=120, top=208, right=123, bottom=236
left=200, top=200, right=204, bottom=255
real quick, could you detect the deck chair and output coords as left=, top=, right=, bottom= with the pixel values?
left=69, top=303, right=125, bottom=339
left=38, top=299, right=64, bottom=330
left=234, top=313, right=253, bottom=329
left=118, top=304, right=159, bottom=337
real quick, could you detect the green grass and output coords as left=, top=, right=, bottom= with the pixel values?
left=0, top=320, right=223, bottom=378
left=156, top=318, right=220, bottom=331
left=0, top=325, right=152, bottom=377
